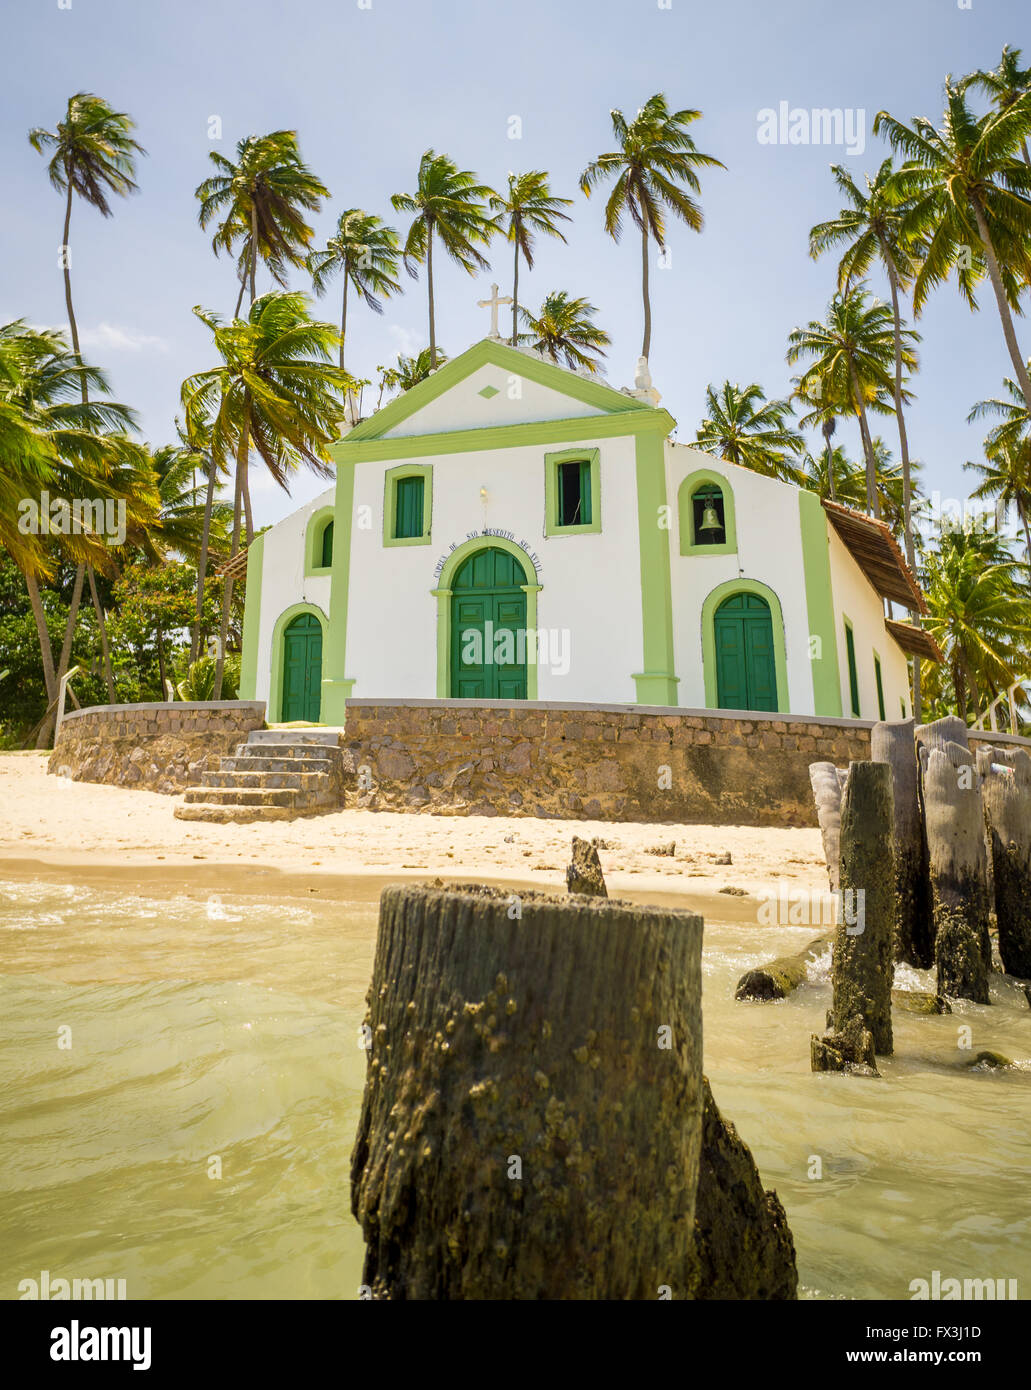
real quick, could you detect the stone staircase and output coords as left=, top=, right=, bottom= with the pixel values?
left=174, top=728, right=347, bottom=822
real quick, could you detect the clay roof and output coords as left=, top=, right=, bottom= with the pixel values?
left=822, top=498, right=927, bottom=613
left=885, top=618, right=944, bottom=664
left=215, top=546, right=249, bottom=582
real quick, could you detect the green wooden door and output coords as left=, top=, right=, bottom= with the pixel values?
left=450, top=547, right=528, bottom=699
left=713, top=592, right=778, bottom=712
left=282, top=613, right=323, bottom=721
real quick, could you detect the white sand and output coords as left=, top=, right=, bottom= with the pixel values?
left=0, top=753, right=828, bottom=917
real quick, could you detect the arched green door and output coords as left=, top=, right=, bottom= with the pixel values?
left=282, top=613, right=323, bottom=721
left=450, top=547, right=528, bottom=699
left=713, top=592, right=778, bottom=712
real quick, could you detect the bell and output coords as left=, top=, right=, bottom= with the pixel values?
left=699, top=503, right=722, bottom=533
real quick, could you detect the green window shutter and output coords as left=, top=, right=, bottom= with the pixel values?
left=579, top=458, right=592, bottom=525
left=845, top=623, right=860, bottom=717
left=320, top=520, right=334, bottom=568
left=875, top=655, right=886, bottom=721
left=395, top=476, right=424, bottom=539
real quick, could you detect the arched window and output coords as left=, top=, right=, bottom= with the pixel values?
left=304, top=506, right=335, bottom=576
left=678, top=469, right=736, bottom=556
left=320, top=519, right=334, bottom=568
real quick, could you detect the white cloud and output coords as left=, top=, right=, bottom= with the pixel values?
left=78, top=322, right=169, bottom=353
left=386, top=323, right=423, bottom=359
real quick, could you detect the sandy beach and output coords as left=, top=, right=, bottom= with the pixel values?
left=0, top=752, right=828, bottom=917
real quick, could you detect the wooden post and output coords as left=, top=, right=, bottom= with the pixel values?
left=870, top=718, right=933, bottom=967
left=735, top=936, right=832, bottom=1001
left=829, top=761, right=895, bottom=1055
left=808, top=762, right=845, bottom=893
left=920, top=741, right=992, bottom=1005
left=566, top=836, right=608, bottom=897
left=981, top=747, right=1031, bottom=979
left=351, top=882, right=704, bottom=1299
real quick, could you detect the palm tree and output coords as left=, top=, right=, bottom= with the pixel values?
left=307, top=209, right=401, bottom=381
left=964, top=439, right=1031, bottom=565
left=181, top=292, right=351, bottom=696
left=875, top=82, right=1031, bottom=413
left=799, top=442, right=856, bottom=505
left=28, top=93, right=145, bottom=393
left=787, top=287, right=916, bottom=517
left=579, top=93, right=723, bottom=360
left=517, top=292, right=610, bottom=373
left=488, top=172, right=572, bottom=345
left=391, top=151, right=495, bottom=369
left=694, top=381, right=804, bottom=482
left=921, top=525, right=1031, bottom=722
left=966, top=45, right=1031, bottom=165
left=376, top=348, right=448, bottom=405
left=196, top=132, right=328, bottom=315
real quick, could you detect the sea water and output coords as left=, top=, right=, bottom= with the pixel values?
left=1, top=879, right=1028, bottom=1300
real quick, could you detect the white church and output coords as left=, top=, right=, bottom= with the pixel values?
left=237, top=319, right=936, bottom=728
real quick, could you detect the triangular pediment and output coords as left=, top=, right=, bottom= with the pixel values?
left=345, top=338, right=652, bottom=443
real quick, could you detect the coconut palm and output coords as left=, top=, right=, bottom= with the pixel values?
left=307, top=209, right=401, bottom=380
left=787, top=287, right=916, bottom=517
left=517, top=292, right=610, bottom=373
left=488, top=172, right=573, bottom=345
left=921, top=525, right=1031, bottom=722
left=196, top=131, right=329, bottom=315
left=875, top=82, right=1031, bottom=413
left=964, top=439, right=1031, bottom=566
left=28, top=93, right=145, bottom=388
left=391, top=151, right=495, bottom=369
left=694, top=381, right=804, bottom=482
left=181, top=292, right=352, bottom=696
left=579, top=93, right=723, bottom=360
left=376, top=347, right=448, bottom=405
left=966, top=46, right=1031, bottom=165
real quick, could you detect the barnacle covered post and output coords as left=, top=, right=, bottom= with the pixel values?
left=808, top=761, right=846, bottom=893
left=350, top=881, right=705, bottom=1299
left=870, top=718, right=932, bottom=967
left=981, top=747, right=1031, bottom=979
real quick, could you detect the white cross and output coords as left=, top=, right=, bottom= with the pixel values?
left=477, top=282, right=512, bottom=340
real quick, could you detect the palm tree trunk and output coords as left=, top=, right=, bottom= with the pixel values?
left=512, top=239, right=520, bottom=346
left=972, top=200, right=1031, bottom=414
left=640, top=220, right=652, bottom=360
left=823, top=423, right=837, bottom=503
left=1017, top=495, right=1031, bottom=569
left=24, top=570, right=58, bottom=705
left=340, top=275, right=348, bottom=372
left=37, top=563, right=85, bottom=747
left=60, top=176, right=88, bottom=409
left=242, top=464, right=254, bottom=546
left=249, top=203, right=258, bottom=306
left=849, top=359, right=880, bottom=518
left=192, top=456, right=217, bottom=665
left=156, top=622, right=166, bottom=696
left=215, top=402, right=249, bottom=701
left=427, top=220, right=436, bottom=369
left=883, top=245, right=920, bottom=717
left=234, top=275, right=246, bottom=319
left=86, top=565, right=115, bottom=702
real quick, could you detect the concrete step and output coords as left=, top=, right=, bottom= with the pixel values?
left=173, top=802, right=323, bottom=823
left=201, top=769, right=330, bottom=792
left=232, top=742, right=345, bottom=763
left=183, top=786, right=300, bottom=808
left=247, top=728, right=343, bottom=747
left=220, top=755, right=335, bottom=775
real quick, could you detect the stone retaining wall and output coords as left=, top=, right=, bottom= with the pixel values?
left=48, top=701, right=267, bottom=794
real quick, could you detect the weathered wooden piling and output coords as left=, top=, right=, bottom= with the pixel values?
left=919, top=741, right=992, bottom=1004
left=871, top=718, right=933, bottom=967
left=981, top=747, right=1031, bottom=979
left=808, top=762, right=845, bottom=893
left=829, top=761, right=896, bottom=1055
left=350, top=882, right=704, bottom=1299
left=735, top=936, right=832, bottom=1001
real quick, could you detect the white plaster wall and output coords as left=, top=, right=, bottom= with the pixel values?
left=666, top=443, right=816, bottom=715
left=382, top=358, right=611, bottom=438
left=827, top=527, right=912, bottom=720
left=253, top=487, right=334, bottom=706
left=344, top=433, right=644, bottom=701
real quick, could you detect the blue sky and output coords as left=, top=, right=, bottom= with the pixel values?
left=3, top=0, right=1028, bottom=529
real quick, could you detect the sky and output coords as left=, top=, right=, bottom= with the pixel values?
left=2, top=0, right=1029, bottom=531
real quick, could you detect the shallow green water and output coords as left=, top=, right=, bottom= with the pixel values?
left=1, top=878, right=1028, bottom=1300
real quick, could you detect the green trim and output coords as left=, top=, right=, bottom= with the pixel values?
left=798, top=490, right=843, bottom=717
left=346, top=338, right=654, bottom=443
left=269, top=602, right=328, bottom=723
left=874, top=648, right=886, bottom=721
left=433, top=537, right=541, bottom=699
left=321, top=452, right=357, bottom=724
left=383, top=462, right=433, bottom=547
left=304, top=505, right=336, bottom=576
left=238, top=531, right=264, bottom=701
left=632, top=432, right=678, bottom=704
left=334, top=406, right=674, bottom=466
left=678, top=468, right=737, bottom=556
left=701, top=579, right=790, bottom=713
left=544, top=447, right=601, bottom=536
left=843, top=614, right=861, bottom=718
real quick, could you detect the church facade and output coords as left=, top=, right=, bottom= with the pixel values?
left=239, top=338, right=928, bottom=726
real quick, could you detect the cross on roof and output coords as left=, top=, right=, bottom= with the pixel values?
left=477, top=282, right=513, bottom=340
